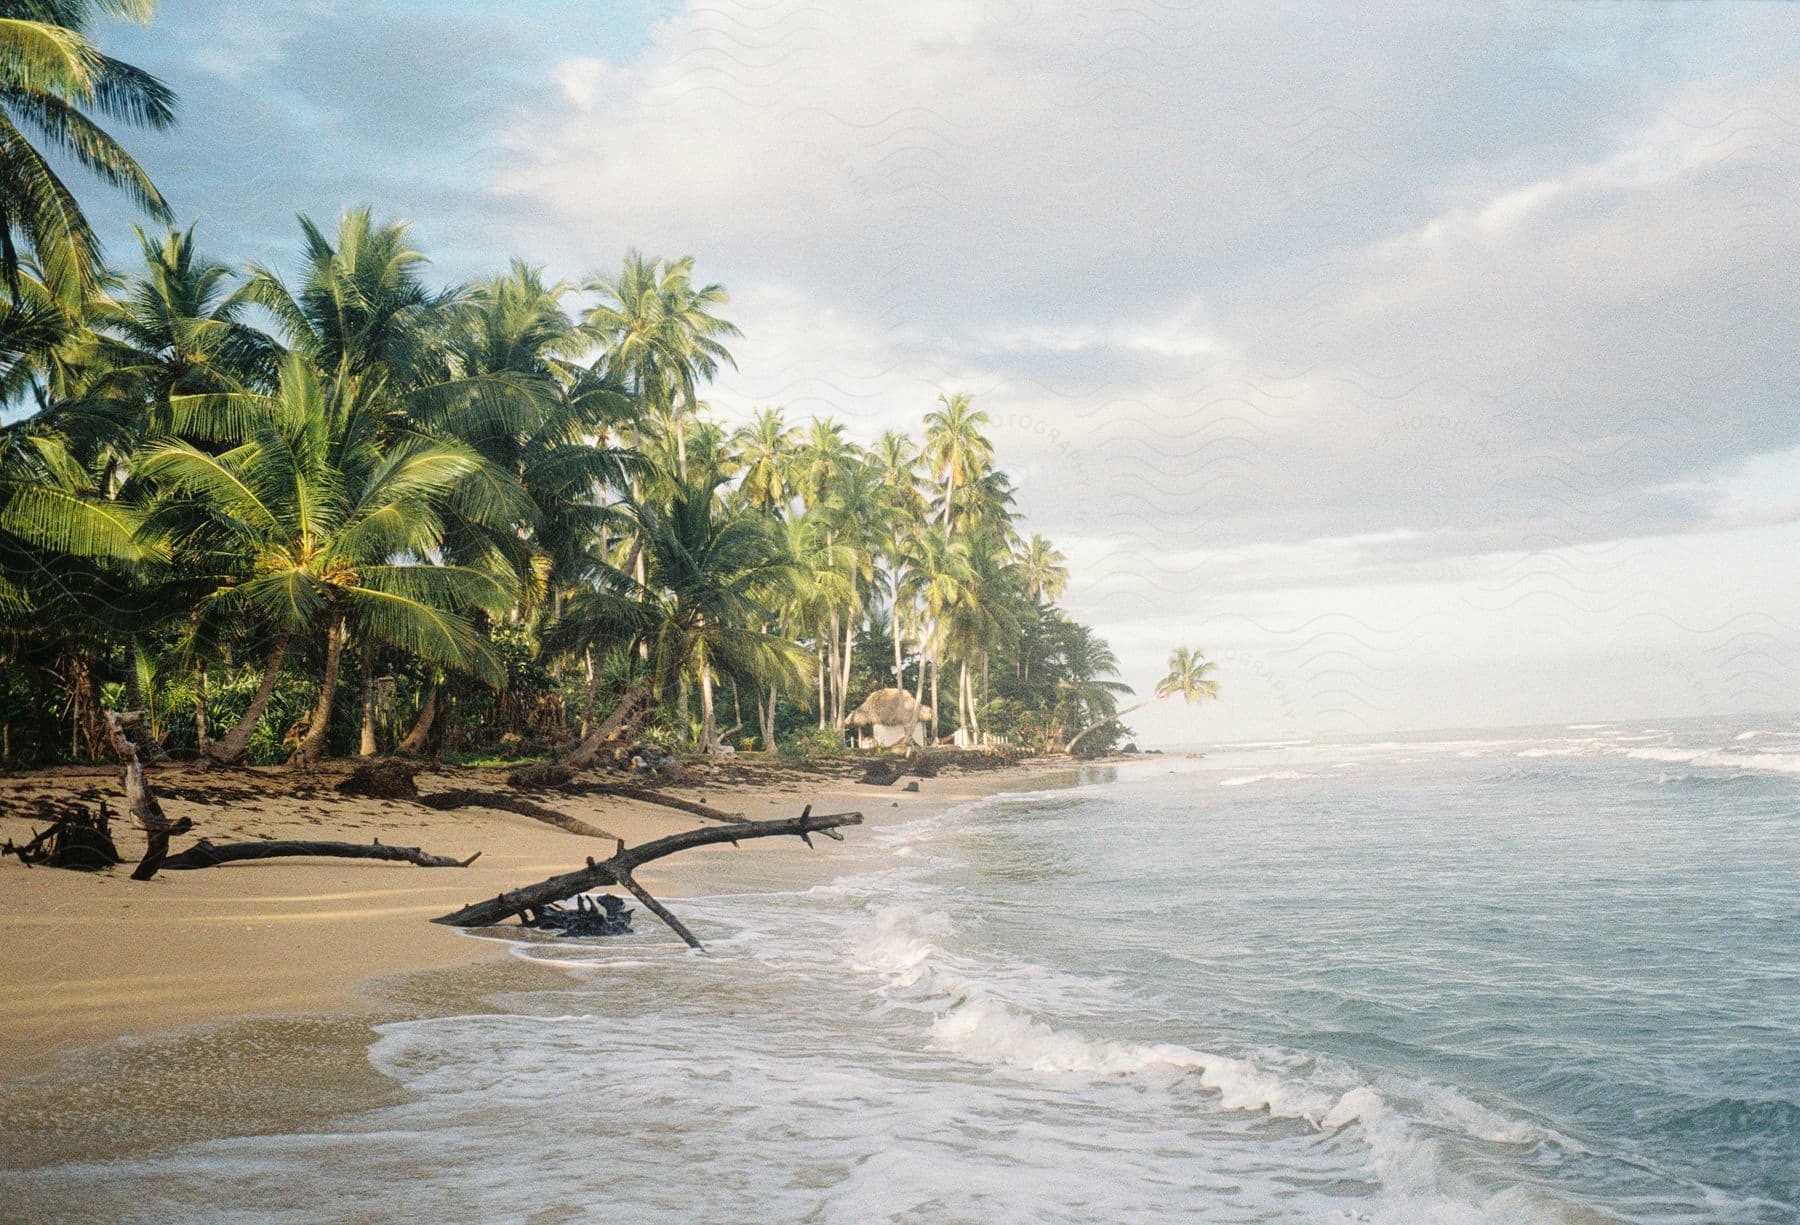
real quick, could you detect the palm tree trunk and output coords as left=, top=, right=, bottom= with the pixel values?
left=839, top=619, right=856, bottom=730
left=293, top=615, right=345, bottom=766
left=194, top=661, right=210, bottom=752
left=561, top=677, right=653, bottom=770
left=397, top=685, right=437, bottom=756
left=761, top=685, right=777, bottom=752
left=816, top=644, right=827, bottom=729
left=207, top=633, right=289, bottom=764
left=959, top=660, right=971, bottom=738
left=1065, top=696, right=1155, bottom=755
left=825, top=612, right=841, bottom=728
left=929, top=653, right=940, bottom=742
left=358, top=651, right=378, bottom=757
left=699, top=651, right=718, bottom=754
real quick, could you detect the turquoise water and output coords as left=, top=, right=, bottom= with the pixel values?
left=15, top=717, right=1798, bottom=1221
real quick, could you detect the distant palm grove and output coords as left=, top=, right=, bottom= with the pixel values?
left=0, top=1, right=1212, bottom=766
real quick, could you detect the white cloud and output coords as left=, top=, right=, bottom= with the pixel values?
left=477, top=1, right=1800, bottom=735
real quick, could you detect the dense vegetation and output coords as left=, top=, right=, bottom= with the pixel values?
left=0, top=2, right=1215, bottom=767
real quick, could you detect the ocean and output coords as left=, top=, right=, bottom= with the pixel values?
left=12, top=716, right=1798, bottom=1222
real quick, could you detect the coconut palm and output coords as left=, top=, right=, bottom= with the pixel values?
left=732, top=406, right=798, bottom=516
left=80, top=226, right=278, bottom=436
left=1018, top=533, right=1068, bottom=604
left=550, top=468, right=804, bottom=757
left=582, top=251, right=737, bottom=481
left=1065, top=646, right=1219, bottom=754
left=922, top=392, right=993, bottom=532
left=900, top=522, right=974, bottom=741
left=0, top=0, right=175, bottom=299
left=136, top=356, right=514, bottom=764
left=431, top=261, right=636, bottom=609
left=792, top=416, right=854, bottom=509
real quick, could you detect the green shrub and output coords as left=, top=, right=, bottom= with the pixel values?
left=780, top=724, right=851, bottom=760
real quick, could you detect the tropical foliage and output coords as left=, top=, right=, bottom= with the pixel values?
left=0, top=7, right=1216, bottom=766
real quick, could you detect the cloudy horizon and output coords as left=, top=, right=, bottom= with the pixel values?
left=78, top=0, right=1800, bottom=743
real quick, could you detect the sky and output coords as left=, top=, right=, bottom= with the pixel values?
left=72, top=0, right=1800, bottom=744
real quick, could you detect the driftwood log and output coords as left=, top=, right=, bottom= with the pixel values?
left=543, top=781, right=746, bottom=824
left=144, top=838, right=480, bottom=876
left=524, top=892, right=634, bottom=937
left=103, top=710, right=174, bottom=832
left=416, top=788, right=615, bottom=840
left=434, top=806, right=862, bottom=950
left=4, top=800, right=124, bottom=870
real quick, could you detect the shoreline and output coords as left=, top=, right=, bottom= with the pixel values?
left=0, top=753, right=1121, bottom=1090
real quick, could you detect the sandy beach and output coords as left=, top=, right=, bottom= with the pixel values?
left=0, top=753, right=1091, bottom=1087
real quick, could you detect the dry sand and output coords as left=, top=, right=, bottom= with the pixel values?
left=0, top=753, right=1089, bottom=1085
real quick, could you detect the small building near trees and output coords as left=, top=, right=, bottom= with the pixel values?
left=847, top=688, right=932, bottom=750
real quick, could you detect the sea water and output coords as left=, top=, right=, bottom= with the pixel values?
left=15, top=717, right=1799, bottom=1222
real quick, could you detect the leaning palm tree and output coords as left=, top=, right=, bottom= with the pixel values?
left=1065, top=646, right=1219, bottom=754
left=0, top=0, right=175, bottom=299
left=136, top=356, right=514, bottom=764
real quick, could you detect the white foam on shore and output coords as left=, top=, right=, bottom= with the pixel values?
left=844, top=898, right=1561, bottom=1221
left=1217, top=770, right=1312, bottom=787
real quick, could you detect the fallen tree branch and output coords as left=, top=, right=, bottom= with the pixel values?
left=144, top=837, right=480, bottom=876
left=432, top=806, right=863, bottom=949
left=103, top=709, right=174, bottom=832
left=4, top=801, right=126, bottom=871
left=545, top=781, right=747, bottom=824
left=131, top=816, right=195, bottom=880
left=416, top=788, right=615, bottom=840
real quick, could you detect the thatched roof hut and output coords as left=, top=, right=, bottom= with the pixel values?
left=847, top=688, right=932, bottom=748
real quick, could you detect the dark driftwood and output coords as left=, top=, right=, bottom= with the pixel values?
left=131, top=816, right=195, bottom=880
left=416, top=788, right=614, bottom=839
left=4, top=801, right=125, bottom=871
left=433, top=806, right=863, bottom=950
left=103, top=710, right=174, bottom=832
left=549, top=781, right=747, bottom=824
left=148, top=837, right=480, bottom=875
left=524, top=892, right=633, bottom=936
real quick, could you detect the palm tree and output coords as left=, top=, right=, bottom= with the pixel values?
left=582, top=251, right=737, bottom=481
left=732, top=406, right=797, bottom=516
left=81, top=226, right=278, bottom=436
left=0, top=417, right=156, bottom=746
left=901, top=522, right=974, bottom=742
left=1052, top=620, right=1127, bottom=740
left=136, top=356, right=514, bottom=764
left=1018, top=533, right=1069, bottom=604
left=921, top=392, right=993, bottom=532
left=431, top=261, right=635, bottom=610
left=550, top=468, right=803, bottom=757
left=1065, top=646, right=1219, bottom=754
left=0, top=0, right=175, bottom=298
left=244, top=209, right=439, bottom=380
